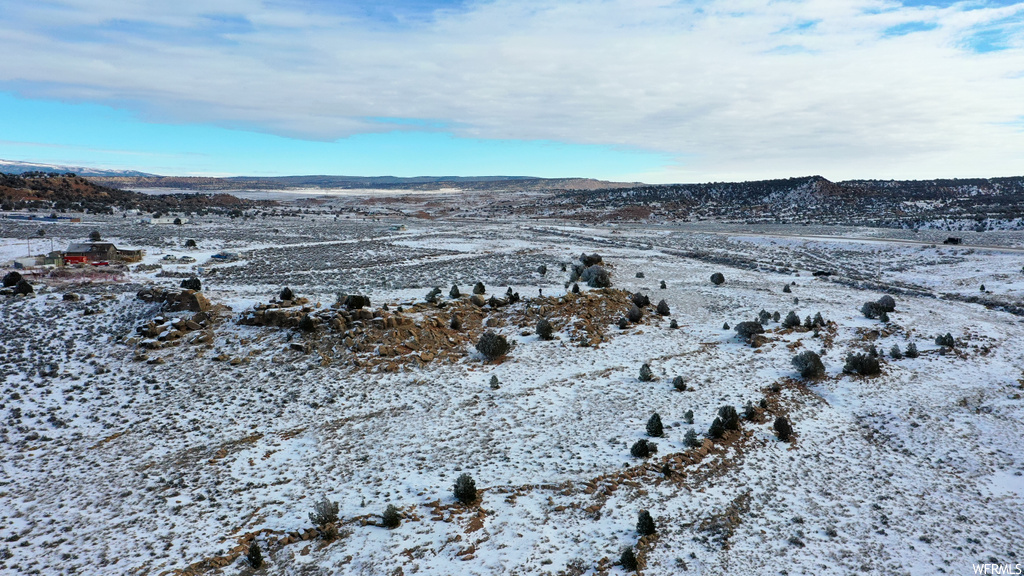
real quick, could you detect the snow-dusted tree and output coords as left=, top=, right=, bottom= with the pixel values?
left=877, top=295, right=896, bottom=312
left=792, top=350, right=825, bottom=379
left=646, top=413, right=663, bottom=437
left=453, top=473, right=477, bottom=504
left=425, top=287, right=442, bottom=303
left=536, top=318, right=554, bottom=340
left=308, top=496, right=339, bottom=525
left=656, top=300, right=671, bottom=316
left=630, top=439, right=652, bottom=458
left=620, top=547, right=638, bottom=571
left=843, top=352, right=880, bottom=376
left=582, top=266, right=611, bottom=288
left=861, top=301, right=885, bottom=320
left=734, top=321, right=764, bottom=341
left=476, top=331, right=510, bottom=361
left=637, top=510, right=656, bottom=535
left=638, top=363, right=654, bottom=382
left=382, top=504, right=401, bottom=528
left=718, top=405, right=740, bottom=431
left=782, top=311, right=801, bottom=329
left=631, top=292, right=650, bottom=308
left=774, top=416, right=793, bottom=442
left=684, top=428, right=700, bottom=447
left=708, top=417, right=725, bottom=439
left=742, top=401, right=756, bottom=421
left=247, top=541, right=263, bottom=569
left=905, top=342, right=919, bottom=358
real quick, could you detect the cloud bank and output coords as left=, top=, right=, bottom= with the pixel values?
left=1, top=0, right=1022, bottom=181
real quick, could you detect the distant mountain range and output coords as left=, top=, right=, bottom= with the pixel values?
left=4, top=158, right=1024, bottom=229
left=543, top=174, right=1024, bottom=227
left=0, top=159, right=637, bottom=191
left=89, top=174, right=638, bottom=192
left=0, top=159, right=156, bottom=177
left=0, top=172, right=266, bottom=214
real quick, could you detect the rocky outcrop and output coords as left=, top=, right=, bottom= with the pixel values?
left=134, top=311, right=215, bottom=346
left=136, top=286, right=211, bottom=312
left=239, top=298, right=374, bottom=330
left=236, top=287, right=657, bottom=372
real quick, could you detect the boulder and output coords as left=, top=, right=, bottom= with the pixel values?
left=581, top=266, right=611, bottom=288
left=137, top=287, right=166, bottom=302
left=2, top=271, right=23, bottom=288
left=13, top=280, right=34, bottom=295
left=344, top=295, right=371, bottom=309
left=166, top=290, right=211, bottom=313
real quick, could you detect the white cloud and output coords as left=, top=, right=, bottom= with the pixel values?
left=0, top=0, right=1022, bottom=181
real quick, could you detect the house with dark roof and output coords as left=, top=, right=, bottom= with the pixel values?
left=63, top=242, right=144, bottom=263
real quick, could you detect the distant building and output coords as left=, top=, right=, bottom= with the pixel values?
left=43, top=251, right=64, bottom=267
left=63, top=242, right=144, bottom=263
left=10, top=251, right=65, bottom=269
left=12, top=257, right=41, bottom=269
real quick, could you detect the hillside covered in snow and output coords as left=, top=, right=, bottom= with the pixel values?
left=1, top=208, right=1022, bottom=575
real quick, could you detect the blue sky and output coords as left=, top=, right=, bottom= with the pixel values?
left=0, top=93, right=667, bottom=178
left=0, top=0, right=1022, bottom=182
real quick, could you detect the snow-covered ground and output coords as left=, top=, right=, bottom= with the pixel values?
left=1, top=214, right=1022, bottom=575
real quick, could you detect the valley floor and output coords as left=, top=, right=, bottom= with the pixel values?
left=1, top=215, right=1022, bottom=575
